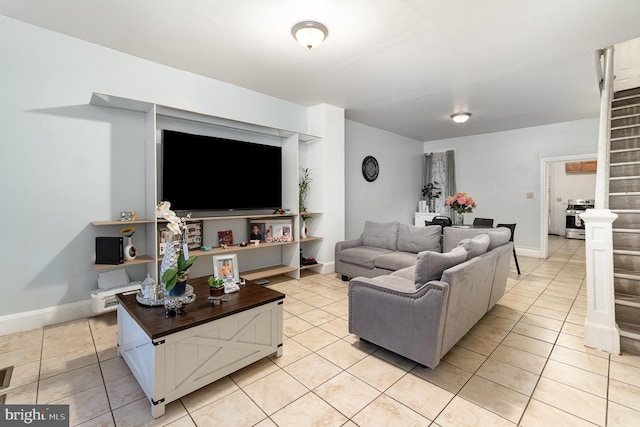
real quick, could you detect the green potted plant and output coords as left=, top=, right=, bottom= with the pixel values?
left=207, top=276, right=225, bottom=297
left=421, top=181, right=441, bottom=212
left=162, top=252, right=199, bottom=295
left=299, top=167, right=312, bottom=213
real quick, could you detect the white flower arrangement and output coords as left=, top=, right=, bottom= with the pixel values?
left=156, top=201, right=190, bottom=236
left=156, top=201, right=197, bottom=291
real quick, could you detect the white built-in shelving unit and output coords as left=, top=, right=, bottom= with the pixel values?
left=89, top=93, right=324, bottom=282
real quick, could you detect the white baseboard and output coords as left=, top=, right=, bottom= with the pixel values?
left=517, top=247, right=541, bottom=258
left=319, top=261, right=335, bottom=275
left=0, top=299, right=94, bottom=336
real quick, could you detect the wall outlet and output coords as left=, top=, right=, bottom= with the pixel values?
left=556, top=197, right=562, bottom=202
left=526, top=192, right=534, bottom=199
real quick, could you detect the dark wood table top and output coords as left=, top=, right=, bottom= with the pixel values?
left=116, top=276, right=285, bottom=340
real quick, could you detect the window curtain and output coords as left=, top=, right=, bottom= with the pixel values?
left=422, top=150, right=456, bottom=214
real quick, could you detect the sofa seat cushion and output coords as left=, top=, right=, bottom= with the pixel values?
left=457, top=234, right=491, bottom=259
left=340, top=246, right=394, bottom=269
left=374, top=251, right=417, bottom=271
left=369, top=274, right=418, bottom=293
left=414, top=246, right=468, bottom=287
left=362, top=221, right=399, bottom=250
left=391, top=266, right=415, bottom=281
left=397, top=224, right=442, bottom=253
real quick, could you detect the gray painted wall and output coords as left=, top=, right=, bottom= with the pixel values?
left=423, top=118, right=599, bottom=252
left=344, top=120, right=424, bottom=240
left=0, top=16, right=308, bottom=317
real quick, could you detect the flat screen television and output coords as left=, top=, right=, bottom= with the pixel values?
left=161, top=129, right=282, bottom=213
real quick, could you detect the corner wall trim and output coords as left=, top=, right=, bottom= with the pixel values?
left=0, top=299, right=94, bottom=336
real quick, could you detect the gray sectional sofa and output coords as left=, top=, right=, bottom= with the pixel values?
left=345, top=225, right=513, bottom=368
left=335, top=221, right=442, bottom=280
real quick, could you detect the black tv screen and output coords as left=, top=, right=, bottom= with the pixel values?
left=161, top=129, right=282, bottom=213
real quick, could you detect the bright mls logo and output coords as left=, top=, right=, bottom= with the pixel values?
left=2, top=405, right=69, bottom=426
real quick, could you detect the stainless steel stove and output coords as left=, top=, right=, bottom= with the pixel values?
left=565, top=199, right=595, bottom=239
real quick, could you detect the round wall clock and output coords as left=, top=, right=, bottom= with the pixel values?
left=362, top=155, right=379, bottom=182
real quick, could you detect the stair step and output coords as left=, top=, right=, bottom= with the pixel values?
left=615, top=270, right=640, bottom=280
left=615, top=274, right=640, bottom=297
left=611, top=112, right=640, bottom=119
left=610, top=191, right=640, bottom=196
left=609, top=194, right=640, bottom=210
left=611, top=147, right=640, bottom=154
left=610, top=175, right=640, bottom=180
left=613, top=228, right=640, bottom=234
left=611, top=104, right=640, bottom=113
left=611, top=135, right=640, bottom=142
left=613, top=249, right=640, bottom=256
left=615, top=293, right=640, bottom=308
left=611, top=209, right=640, bottom=214
left=620, top=334, right=640, bottom=356
left=619, top=322, right=640, bottom=339
left=610, top=178, right=640, bottom=193
left=611, top=95, right=640, bottom=109
left=610, top=161, right=640, bottom=166
left=610, top=163, right=640, bottom=178
left=611, top=127, right=640, bottom=139
left=614, top=86, right=640, bottom=99
left=611, top=123, right=640, bottom=131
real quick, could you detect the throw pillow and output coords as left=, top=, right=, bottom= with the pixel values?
left=362, top=221, right=399, bottom=250
left=397, top=223, right=441, bottom=253
left=414, top=246, right=468, bottom=288
left=457, top=234, right=491, bottom=259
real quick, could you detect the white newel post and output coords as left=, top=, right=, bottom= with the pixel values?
left=581, top=209, right=620, bottom=354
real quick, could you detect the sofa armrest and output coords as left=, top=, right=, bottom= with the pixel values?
left=348, top=277, right=449, bottom=368
left=335, top=237, right=363, bottom=274
left=335, top=237, right=363, bottom=252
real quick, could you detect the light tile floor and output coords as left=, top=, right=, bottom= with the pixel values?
left=2, top=236, right=640, bottom=426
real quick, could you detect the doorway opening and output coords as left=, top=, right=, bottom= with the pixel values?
left=540, top=154, right=597, bottom=259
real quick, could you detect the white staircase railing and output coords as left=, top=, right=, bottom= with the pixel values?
left=581, top=46, right=620, bottom=354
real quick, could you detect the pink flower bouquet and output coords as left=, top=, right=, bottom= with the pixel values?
left=444, top=192, right=477, bottom=214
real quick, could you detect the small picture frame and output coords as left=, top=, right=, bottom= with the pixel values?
left=249, top=222, right=266, bottom=242
left=212, top=254, right=239, bottom=283
left=218, top=230, right=233, bottom=247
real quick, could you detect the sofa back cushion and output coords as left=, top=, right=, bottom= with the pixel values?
left=443, top=227, right=511, bottom=252
left=485, top=227, right=511, bottom=250
left=414, top=246, right=468, bottom=288
left=457, top=234, right=491, bottom=259
left=362, top=221, right=399, bottom=250
left=397, top=224, right=442, bottom=253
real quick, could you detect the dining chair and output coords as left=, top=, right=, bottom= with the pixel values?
left=497, top=223, right=521, bottom=274
left=473, top=217, right=494, bottom=227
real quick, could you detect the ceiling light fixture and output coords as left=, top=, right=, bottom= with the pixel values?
left=451, top=113, right=472, bottom=124
left=291, top=21, right=328, bottom=50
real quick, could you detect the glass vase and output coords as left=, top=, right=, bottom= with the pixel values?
left=452, top=211, right=465, bottom=226
left=160, top=234, right=179, bottom=292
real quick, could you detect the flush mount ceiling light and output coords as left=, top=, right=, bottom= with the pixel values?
left=291, top=21, right=328, bottom=50
left=451, top=112, right=472, bottom=124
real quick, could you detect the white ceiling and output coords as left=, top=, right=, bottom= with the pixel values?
left=2, top=0, right=640, bottom=141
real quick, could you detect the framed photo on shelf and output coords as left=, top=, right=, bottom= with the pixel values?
left=218, top=230, right=233, bottom=247
left=264, top=219, right=293, bottom=243
left=249, top=222, right=266, bottom=242
left=212, top=253, right=239, bottom=283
